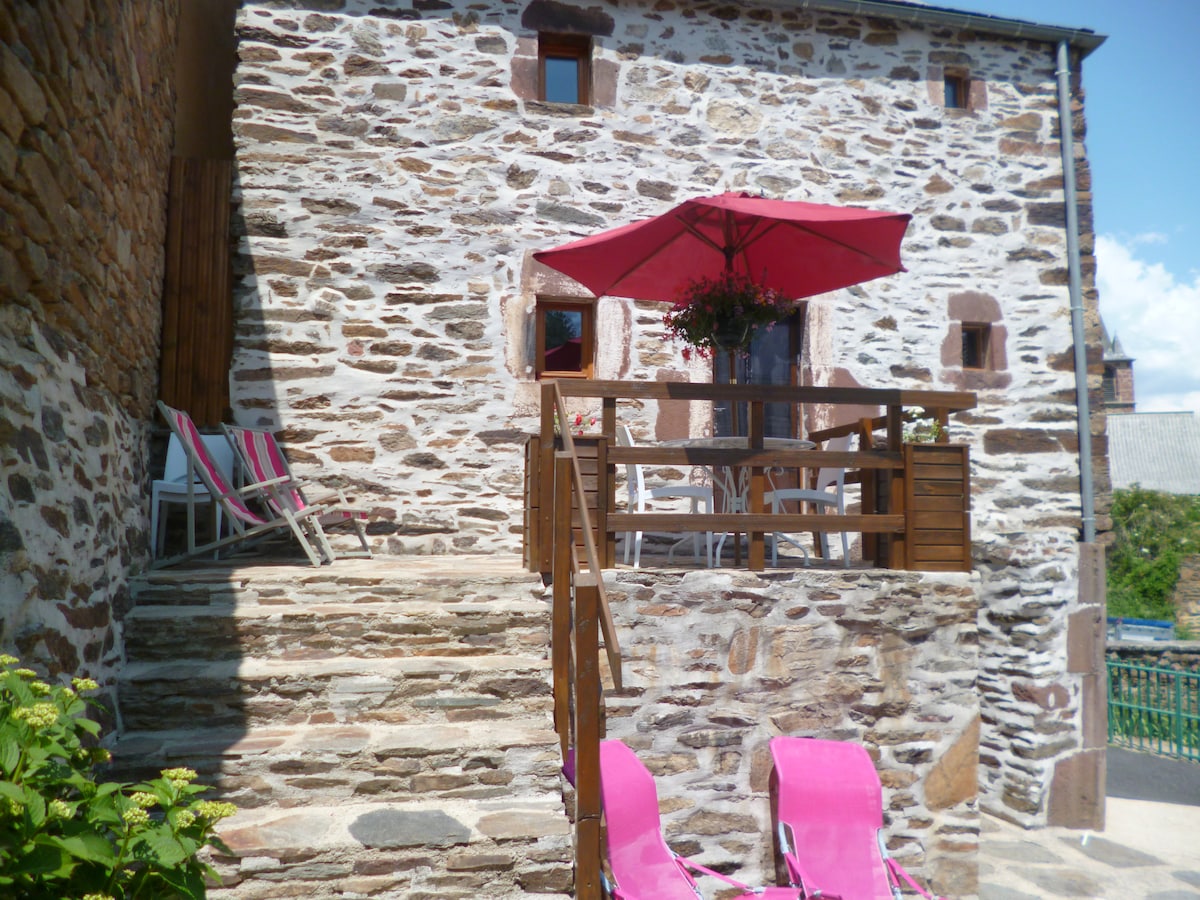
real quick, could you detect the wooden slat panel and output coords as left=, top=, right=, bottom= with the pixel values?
left=907, top=446, right=965, bottom=465
left=159, top=157, right=232, bottom=428
left=911, top=462, right=967, bottom=481
left=914, top=545, right=969, bottom=562
left=911, top=510, right=966, bottom=530
left=913, top=481, right=965, bottom=496
left=912, top=495, right=965, bottom=512
left=913, top=529, right=968, bottom=545
left=905, top=443, right=970, bottom=572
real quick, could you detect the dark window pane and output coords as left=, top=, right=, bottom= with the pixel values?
left=962, top=324, right=987, bottom=369
left=544, top=56, right=580, bottom=103
left=714, top=320, right=794, bottom=438
left=945, top=75, right=966, bottom=108
left=543, top=308, right=583, bottom=372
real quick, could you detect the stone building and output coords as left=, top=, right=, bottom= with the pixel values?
left=219, top=0, right=1110, bottom=829
left=3, top=0, right=1111, bottom=882
left=1102, top=319, right=1135, bottom=413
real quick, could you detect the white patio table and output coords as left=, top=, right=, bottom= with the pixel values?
left=659, top=436, right=815, bottom=565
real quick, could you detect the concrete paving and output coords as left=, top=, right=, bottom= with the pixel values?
left=979, top=748, right=1200, bottom=899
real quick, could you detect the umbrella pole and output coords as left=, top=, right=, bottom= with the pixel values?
left=728, top=345, right=742, bottom=566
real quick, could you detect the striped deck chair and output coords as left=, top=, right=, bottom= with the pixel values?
left=222, top=423, right=372, bottom=560
left=154, top=403, right=335, bottom=568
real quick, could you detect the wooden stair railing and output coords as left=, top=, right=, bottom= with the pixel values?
left=547, top=382, right=620, bottom=900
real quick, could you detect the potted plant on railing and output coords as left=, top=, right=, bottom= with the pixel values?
left=662, top=270, right=794, bottom=359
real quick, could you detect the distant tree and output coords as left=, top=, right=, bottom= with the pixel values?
left=544, top=309, right=579, bottom=350
left=1107, top=487, right=1200, bottom=621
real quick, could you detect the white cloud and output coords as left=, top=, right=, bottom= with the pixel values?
left=1129, top=231, right=1169, bottom=246
left=1096, top=233, right=1200, bottom=414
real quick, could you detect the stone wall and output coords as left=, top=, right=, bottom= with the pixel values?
left=1108, top=641, right=1200, bottom=674
left=0, top=1, right=178, bottom=679
left=601, top=568, right=980, bottom=898
left=227, top=0, right=1104, bottom=825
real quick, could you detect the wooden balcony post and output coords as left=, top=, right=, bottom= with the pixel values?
left=886, top=404, right=907, bottom=569
left=552, top=453, right=574, bottom=761
left=538, top=381, right=559, bottom=574
left=573, top=573, right=603, bottom=900
left=748, top=399, right=766, bottom=570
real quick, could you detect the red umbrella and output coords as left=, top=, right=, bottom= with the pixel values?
left=532, top=191, right=911, bottom=302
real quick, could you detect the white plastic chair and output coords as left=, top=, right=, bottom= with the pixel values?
left=151, top=432, right=237, bottom=558
left=617, top=425, right=714, bottom=568
left=765, top=433, right=853, bottom=567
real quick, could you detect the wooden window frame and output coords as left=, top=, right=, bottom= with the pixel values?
left=962, top=322, right=991, bottom=370
left=944, top=70, right=969, bottom=110
left=536, top=298, right=595, bottom=379
left=538, top=33, right=591, bottom=105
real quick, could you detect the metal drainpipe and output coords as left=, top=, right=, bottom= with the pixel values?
left=1056, top=39, right=1096, bottom=543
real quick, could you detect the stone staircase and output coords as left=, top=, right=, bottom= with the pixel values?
left=113, top=557, right=573, bottom=899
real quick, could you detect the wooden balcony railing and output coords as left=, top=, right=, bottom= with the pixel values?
left=533, top=380, right=975, bottom=896
left=525, top=379, right=977, bottom=575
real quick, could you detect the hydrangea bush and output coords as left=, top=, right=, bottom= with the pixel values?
left=0, top=656, right=236, bottom=899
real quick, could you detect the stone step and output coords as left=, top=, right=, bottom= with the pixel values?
left=119, top=559, right=571, bottom=898
left=130, top=557, right=545, bottom=609
left=122, top=598, right=551, bottom=662
left=110, top=719, right=563, bottom=809
left=117, top=655, right=553, bottom=731
left=206, top=796, right=572, bottom=899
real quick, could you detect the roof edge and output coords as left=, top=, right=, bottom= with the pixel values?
left=797, top=0, right=1107, bottom=58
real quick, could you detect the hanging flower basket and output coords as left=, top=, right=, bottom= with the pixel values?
left=662, top=271, right=794, bottom=358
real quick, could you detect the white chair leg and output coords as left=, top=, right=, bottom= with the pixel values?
left=633, top=530, right=643, bottom=568
left=151, top=496, right=163, bottom=557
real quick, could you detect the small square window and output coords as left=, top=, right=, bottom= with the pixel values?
left=537, top=299, right=594, bottom=378
left=962, top=323, right=991, bottom=369
left=944, top=72, right=969, bottom=109
left=539, top=34, right=591, bottom=105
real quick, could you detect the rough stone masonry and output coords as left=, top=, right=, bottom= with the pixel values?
left=227, top=0, right=1107, bottom=829
left=1, top=1, right=179, bottom=688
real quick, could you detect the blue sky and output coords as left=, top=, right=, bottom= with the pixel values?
left=961, top=1, right=1200, bottom=413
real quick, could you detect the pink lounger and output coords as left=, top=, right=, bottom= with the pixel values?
left=769, top=737, right=948, bottom=899
left=598, top=739, right=800, bottom=900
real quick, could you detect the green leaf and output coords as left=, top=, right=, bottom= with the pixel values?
left=6, top=839, right=68, bottom=877
left=23, top=788, right=45, bottom=828
left=47, top=832, right=117, bottom=865
left=0, top=780, right=24, bottom=803
left=140, top=827, right=189, bottom=867
left=154, top=860, right=210, bottom=898
left=0, top=729, right=19, bottom=776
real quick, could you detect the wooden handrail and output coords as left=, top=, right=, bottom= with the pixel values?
left=546, top=381, right=616, bottom=900
left=557, top=379, right=976, bottom=410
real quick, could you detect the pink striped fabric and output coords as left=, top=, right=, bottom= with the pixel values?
left=226, top=426, right=365, bottom=523
left=231, top=427, right=306, bottom=514
left=162, top=406, right=265, bottom=526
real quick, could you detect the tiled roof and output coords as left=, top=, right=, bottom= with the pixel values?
left=1108, top=412, right=1200, bottom=495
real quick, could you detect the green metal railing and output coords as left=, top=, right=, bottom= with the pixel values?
left=1108, top=661, right=1200, bottom=762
